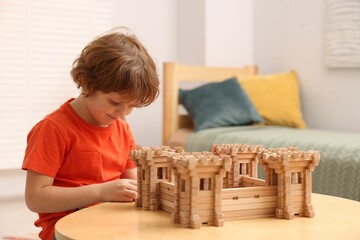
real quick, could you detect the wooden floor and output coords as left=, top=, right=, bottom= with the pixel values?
left=0, top=197, right=39, bottom=240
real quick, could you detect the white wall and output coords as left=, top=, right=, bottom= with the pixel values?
left=177, top=0, right=254, bottom=67
left=112, top=0, right=178, bottom=146
left=178, top=0, right=206, bottom=65
left=205, top=0, right=254, bottom=67
left=253, top=0, right=360, bottom=132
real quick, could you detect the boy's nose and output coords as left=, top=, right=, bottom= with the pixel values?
left=125, top=107, right=133, bottom=115
left=114, top=106, right=132, bottom=119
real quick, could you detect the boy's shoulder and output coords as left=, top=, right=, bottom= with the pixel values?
left=43, top=99, right=73, bottom=123
left=29, top=99, right=75, bottom=134
left=27, top=101, right=72, bottom=139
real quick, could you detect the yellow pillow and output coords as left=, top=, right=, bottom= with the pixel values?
left=238, top=71, right=306, bottom=128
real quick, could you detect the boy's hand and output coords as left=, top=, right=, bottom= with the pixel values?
left=99, top=179, right=138, bottom=202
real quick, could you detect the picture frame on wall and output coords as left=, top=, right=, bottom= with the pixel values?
left=325, top=0, right=360, bottom=68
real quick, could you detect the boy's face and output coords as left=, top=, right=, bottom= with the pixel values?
left=84, top=91, right=135, bottom=127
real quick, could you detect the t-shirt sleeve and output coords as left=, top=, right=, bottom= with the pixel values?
left=22, top=119, right=66, bottom=178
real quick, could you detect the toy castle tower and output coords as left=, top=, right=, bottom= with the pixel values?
left=257, top=147, right=320, bottom=219
left=131, top=146, right=184, bottom=210
left=211, top=144, right=264, bottom=187
left=170, top=152, right=231, bottom=228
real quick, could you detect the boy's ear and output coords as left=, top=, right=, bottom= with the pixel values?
left=77, top=76, right=92, bottom=96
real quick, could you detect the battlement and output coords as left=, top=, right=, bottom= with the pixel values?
left=258, top=147, right=320, bottom=171
left=131, top=146, right=184, bottom=164
left=171, top=153, right=231, bottom=169
left=212, top=143, right=264, bottom=156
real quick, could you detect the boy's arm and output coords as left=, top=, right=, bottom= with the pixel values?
left=120, top=167, right=137, bottom=180
left=25, top=170, right=137, bottom=213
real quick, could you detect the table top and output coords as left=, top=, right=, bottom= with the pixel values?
left=55, top=193, right=360, bottom=240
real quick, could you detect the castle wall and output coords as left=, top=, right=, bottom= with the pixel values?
left=221, top=186, right=278, bottom=220
left=159, top=181, right=175, bottom=214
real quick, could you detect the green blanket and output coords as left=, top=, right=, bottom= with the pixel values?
left=185, top=126, right=360, bottom=201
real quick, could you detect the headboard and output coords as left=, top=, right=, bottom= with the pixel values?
left=162, top=62, right=258, bottom=145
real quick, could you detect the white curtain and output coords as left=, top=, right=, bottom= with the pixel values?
left=0, top=0, right=112, bottom=169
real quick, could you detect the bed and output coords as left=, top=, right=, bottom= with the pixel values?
left=162, top=62, right=360, bottom=201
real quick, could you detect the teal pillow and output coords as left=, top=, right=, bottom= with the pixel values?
left=179, top=77, right=263, bottom=131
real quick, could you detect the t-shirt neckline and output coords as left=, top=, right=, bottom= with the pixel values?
left=63, top=98, right=116, bottom=132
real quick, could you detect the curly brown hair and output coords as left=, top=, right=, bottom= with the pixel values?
left=71, top=27, right=159, bottom=107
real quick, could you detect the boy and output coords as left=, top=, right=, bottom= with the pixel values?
left=22, top=27, right=159, bottom=240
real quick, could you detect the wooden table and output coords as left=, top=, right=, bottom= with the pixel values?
left=55, top=194, right=360, bottom=240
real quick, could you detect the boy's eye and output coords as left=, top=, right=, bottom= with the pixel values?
left=110, top=100, right=120, bottom=105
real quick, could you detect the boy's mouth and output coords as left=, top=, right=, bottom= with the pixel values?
left=108, top=114, right=117, bottom=120
left=108, top=114, right=125, bottom=121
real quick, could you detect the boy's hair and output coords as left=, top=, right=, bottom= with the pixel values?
left=71, top=27, right=159, bottom=107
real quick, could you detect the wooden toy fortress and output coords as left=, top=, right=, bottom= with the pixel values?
left=131, top=144, right=320, bottom=229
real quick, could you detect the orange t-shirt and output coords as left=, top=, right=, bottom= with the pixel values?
left=22, top=99, right=136, bottom=240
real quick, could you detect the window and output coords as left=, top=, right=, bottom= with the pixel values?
left=239, top=163, right=248, bottom=175
left=199, top=178, right=211, bottom=191
left=270, top=169, right=278, bottom=186
left=181, top=179, right=186, bottom=192
left=291, top=172, right=302, bottom=184
left=0, top=0, right=112, bottom=169
left=157, top=167, right=167, bottom=179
